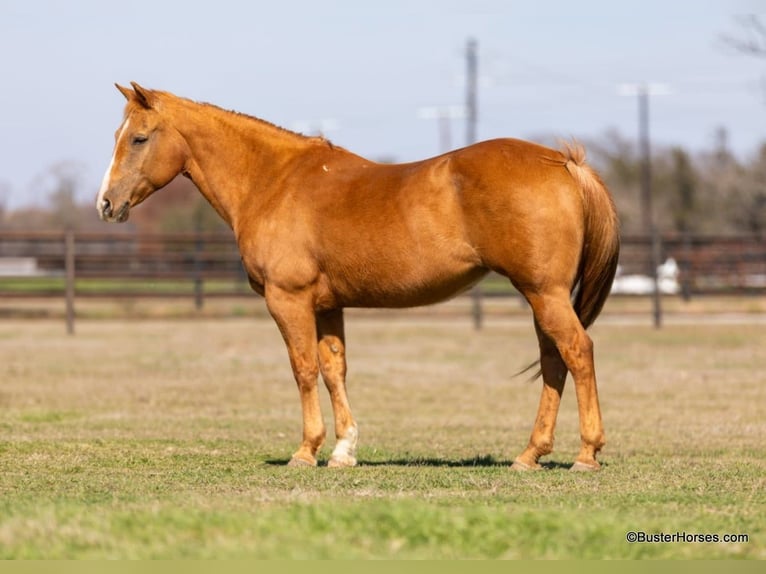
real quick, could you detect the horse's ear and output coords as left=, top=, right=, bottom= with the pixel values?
left=115, top=83, right=133, bottom=101
left=129, top=81, right=156, bottom=109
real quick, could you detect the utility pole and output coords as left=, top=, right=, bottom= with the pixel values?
left=438, top=111, right=452, bottom=153
left=638, top=86, right=662, bottom=328
left=619, top=82, right=669, bottom=328
left=466, top=37, right=483, bottom=331
left=416, top=105, right=466, bottom=154
left=466, top=38, right=478, bottom=147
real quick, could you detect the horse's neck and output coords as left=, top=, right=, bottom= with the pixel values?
left=173, top=101, right=310, bottom=229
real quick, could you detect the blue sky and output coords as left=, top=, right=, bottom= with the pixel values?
left=1, top=0, right=763, bottom=208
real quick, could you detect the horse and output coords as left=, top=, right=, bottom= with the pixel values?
left=97, top=82, right=620, bottom=471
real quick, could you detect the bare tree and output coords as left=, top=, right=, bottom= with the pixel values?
left=588, top=130, right=643, bottom=233
left=669, top=147, right=698, bottom=234
left=722, top=15, right=766, bottom=101
left=29, top=162, right=85, bottom=230
left=730, top=144, right=766, bottom=235
left=722, top=15, right=766, bottom=58
left=0, top=180, right=9, bottom=224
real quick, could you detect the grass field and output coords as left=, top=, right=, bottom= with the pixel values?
left=0, top=309, right=764, bottom=559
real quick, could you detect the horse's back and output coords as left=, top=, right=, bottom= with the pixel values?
left=446, top=138, right=591, bottom=288
left=303, top=151, right=487, bottom=307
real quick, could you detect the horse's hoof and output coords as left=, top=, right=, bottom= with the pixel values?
left=510, top=459, right=542, bottom=471
left=328, top=455, right=357, bottom=468
left=287, top=456, right=316, bottom=468
left=570, top=460, right=600, bottom=472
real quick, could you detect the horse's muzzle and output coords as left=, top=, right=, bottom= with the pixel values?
left=99, top=198, right=130, bottom=222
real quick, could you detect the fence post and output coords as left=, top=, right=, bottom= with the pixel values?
left=680, top=233, right=692, bottom=301
left=65, top=228, right=75, bottom=335
left=194, top=230, right=204, bottom=310
left=471, top=285, right=483, bottom=330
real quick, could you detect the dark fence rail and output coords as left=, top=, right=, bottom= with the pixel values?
left=618, top=234, right=766, bottom=295
left=0, top=230, right=243, bottom=279
left=1, top=231, right=765, bottom=300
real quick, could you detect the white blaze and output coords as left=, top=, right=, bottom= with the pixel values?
left=96, top=118, right=130, bottom=210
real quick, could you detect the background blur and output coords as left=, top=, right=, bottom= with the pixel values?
left=1, top=0, right=764, bottom=236
left=1, top=0, right=765, bottom=319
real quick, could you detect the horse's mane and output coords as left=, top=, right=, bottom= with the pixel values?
left=154, top=91, right=335, bottom=149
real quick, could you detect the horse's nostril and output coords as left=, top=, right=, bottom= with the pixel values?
left=101, top=198, right=112, bottom=217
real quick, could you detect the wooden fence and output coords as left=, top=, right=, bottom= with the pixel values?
left=617, top=234, right=766, bottom=296
left=1, top=231, right=764, bottom=330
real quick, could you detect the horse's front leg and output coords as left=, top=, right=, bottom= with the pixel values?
left=266, top=287, right=325, bottom=467
left=316, top=309, right=358, bottom=468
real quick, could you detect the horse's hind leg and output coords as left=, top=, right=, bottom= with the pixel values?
left=511, top=322, right=568, bottom=470
left=316, top=309, right=358, bottom=468
left=518, top=288, right=605, bottom=471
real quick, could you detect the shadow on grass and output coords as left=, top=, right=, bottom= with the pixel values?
left=360, top=458, right=576, bottom=470
left=266, top=455, right=578, bottom=469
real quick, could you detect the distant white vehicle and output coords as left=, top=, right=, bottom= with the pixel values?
left=0, top=257, right=43, bottom=277
left=611, top=258, right=680, bottom=295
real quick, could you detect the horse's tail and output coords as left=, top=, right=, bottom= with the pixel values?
left=516, top=141, right=619, bottom=380
left=562, top=141, right=620, bottom=330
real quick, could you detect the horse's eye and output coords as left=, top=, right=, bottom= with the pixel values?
left=132, top=135, right=148, bottom=145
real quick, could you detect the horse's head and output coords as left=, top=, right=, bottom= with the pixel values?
left=97, top=82, right=188, bottom=222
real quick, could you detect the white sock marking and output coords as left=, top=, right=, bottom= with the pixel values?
left=331, top=425, right=358, bottom=462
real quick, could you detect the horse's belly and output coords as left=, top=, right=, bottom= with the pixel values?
left=332, top=260, right=488, bottom=309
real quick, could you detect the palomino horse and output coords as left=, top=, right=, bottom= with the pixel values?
left=97, top=83, right=620, bottom=471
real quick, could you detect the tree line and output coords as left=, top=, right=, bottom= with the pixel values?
left=1, top=127, right=764, bottom=237
left=586, top=127, right=765, bottom=236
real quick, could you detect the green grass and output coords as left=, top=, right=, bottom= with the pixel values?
left=0, top=316, right=764, bottom=559
left=1, top=444, right=761, bottom=559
